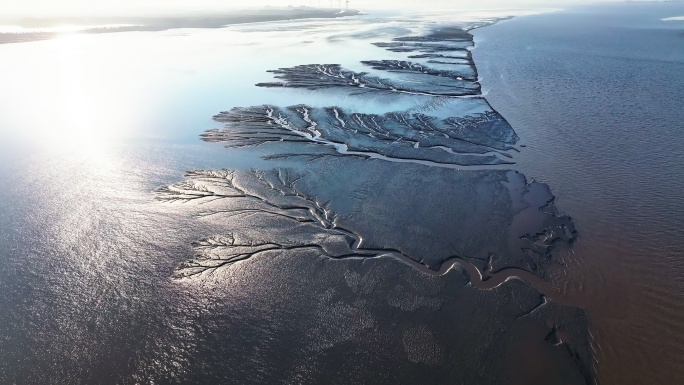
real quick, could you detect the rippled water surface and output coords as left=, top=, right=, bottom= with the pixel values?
left=475, top=3, right=684, bottom=384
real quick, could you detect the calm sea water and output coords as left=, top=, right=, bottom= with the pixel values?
left=474, top=3, right=684, bottom=384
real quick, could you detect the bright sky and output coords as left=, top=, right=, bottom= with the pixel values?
left=0, top=0, right=619, bottom=17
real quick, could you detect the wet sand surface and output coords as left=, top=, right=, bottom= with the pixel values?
left=0, top=9, right=607, bottom=384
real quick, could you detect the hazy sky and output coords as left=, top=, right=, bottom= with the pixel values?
left=0, top=0, right=621, bottom=17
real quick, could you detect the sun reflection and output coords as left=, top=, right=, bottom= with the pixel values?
left=48, top=34, right=113, bottom=166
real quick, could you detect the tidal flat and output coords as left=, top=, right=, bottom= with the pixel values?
left=156, top=18, right=593, bottom=384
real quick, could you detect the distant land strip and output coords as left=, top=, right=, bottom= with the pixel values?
left=0, top=7, right=361, bottom=45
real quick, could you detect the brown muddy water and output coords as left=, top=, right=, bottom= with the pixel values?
left=474, top=3, right=684, bottom=384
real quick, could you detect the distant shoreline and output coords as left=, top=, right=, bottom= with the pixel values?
left=0, top=7, right=361, bottom=45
